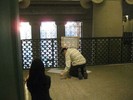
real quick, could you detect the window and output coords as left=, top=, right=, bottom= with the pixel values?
left=65, top=21, right=82, bottom=51
left=20, top=22, right=33, bottom=69
left=20, top=22, right=32, bottom=40
left=40, top=22, right=57, bottom=39
left=40, top=21, right=58, bottom=67
left=65, top=21, right=82, bottom=37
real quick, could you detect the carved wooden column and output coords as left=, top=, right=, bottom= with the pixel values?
left=56, top=21, right=66, bottom=67
left=30, top=21, right=41, bottom=59
left=56, top=21, right=66, bottom=38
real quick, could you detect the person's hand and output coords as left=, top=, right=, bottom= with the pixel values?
left=60, top=70, right=65, bottom=76
left=60, top=71, right=67, bottom=79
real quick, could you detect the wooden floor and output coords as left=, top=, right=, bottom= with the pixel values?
left=23, top=63, right=133, bottom=100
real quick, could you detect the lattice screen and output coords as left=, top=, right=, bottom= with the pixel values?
left=40, top=39, right=58, bottom=67
left=21, top=40, right=33, bottom=69
left=21, top=37, right=133, bottom=69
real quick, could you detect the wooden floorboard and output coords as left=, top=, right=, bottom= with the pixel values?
left=23, top=63, right=133, bottom=100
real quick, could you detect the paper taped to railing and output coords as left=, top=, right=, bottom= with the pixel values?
left=47, top=68, right=92, bottom=74
left=61, top=37, right=80, bottom=48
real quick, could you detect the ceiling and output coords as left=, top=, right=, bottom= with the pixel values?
left=25, top=0, right=133, bottom=19
left=30, top=0, right=80, bottom=4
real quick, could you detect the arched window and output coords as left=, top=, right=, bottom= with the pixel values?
left=20, top=22, right=32, bottom=40
left=65, top=21, right=82, bottom=37
left=40, top=22, right=57, bottom=39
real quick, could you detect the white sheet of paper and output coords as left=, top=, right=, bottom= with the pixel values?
left=47, top=68, right=63, bottom=74
left=87, top=70, right=92, bottom=74
left=47, top=68, right=92, bottom=74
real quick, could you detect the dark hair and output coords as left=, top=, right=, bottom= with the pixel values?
left=29, top=58, right=45, bottom=78
left=61, top=48, right=67, bottom=54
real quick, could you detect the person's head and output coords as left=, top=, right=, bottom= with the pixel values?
left=29, top=58, right=45, bottom=77
left=61, top=48, right=67, bottom=55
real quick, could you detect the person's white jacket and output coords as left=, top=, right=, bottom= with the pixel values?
left=64, top=48, right=86, bottom=72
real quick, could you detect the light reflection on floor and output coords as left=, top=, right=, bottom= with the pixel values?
left=24, top=82, right=31, bottom=100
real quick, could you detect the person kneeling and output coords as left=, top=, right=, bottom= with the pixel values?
left=60, top=48, right=88, bottom=80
